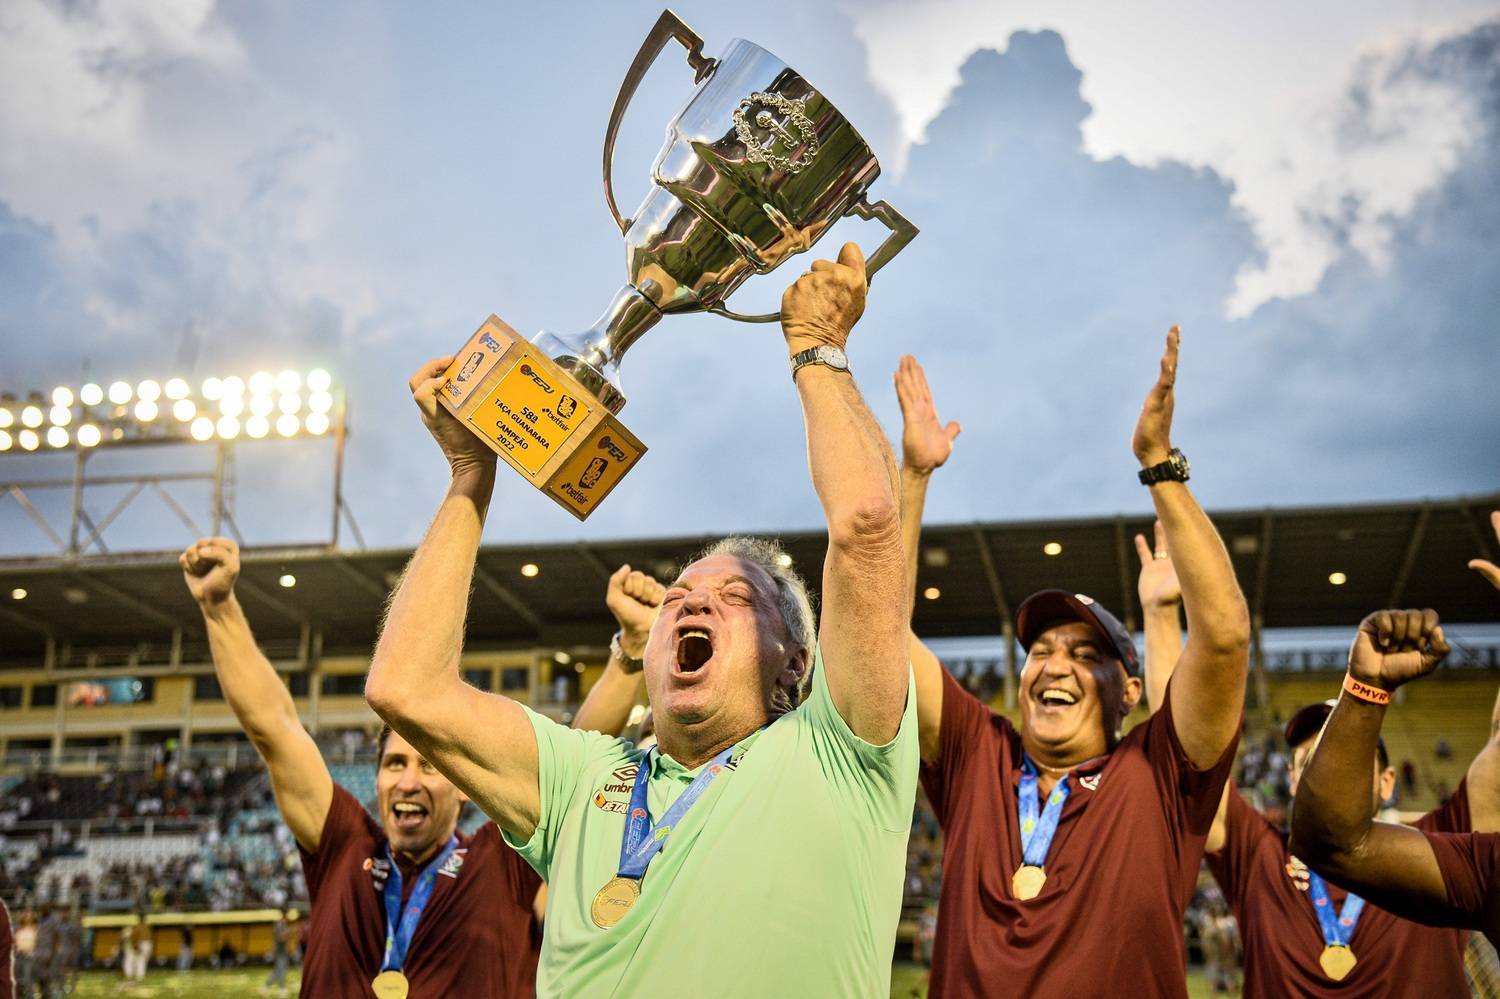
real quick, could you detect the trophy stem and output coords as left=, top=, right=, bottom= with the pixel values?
left=534, top=284, right=662, bottom=415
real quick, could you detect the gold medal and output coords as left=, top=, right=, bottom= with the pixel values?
left=371, top=970, right=410, bottom=999
left=1012, top=864, right=1046, bottom=901
left=590, top=875, right=642, bottom=928
left=1318, top=944, right=1357, bottom=981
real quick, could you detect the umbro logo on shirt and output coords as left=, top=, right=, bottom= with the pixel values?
left=1078, top=774, right=1102, bottom=791
left=438, top=849, right=467, bottom=879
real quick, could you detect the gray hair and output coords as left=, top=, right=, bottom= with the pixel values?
left=688, top=536, right=816, bottom=711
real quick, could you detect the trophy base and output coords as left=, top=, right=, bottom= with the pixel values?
left=438, top=316, right=646, bottom=521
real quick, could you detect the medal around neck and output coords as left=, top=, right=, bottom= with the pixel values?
left=437, top=8, right=917, bottom=519
left=591, top=876, right=642, bottom=929
left=1319, top=944, right=1356, bottom=981
left=371, top=970, right=410, bottom=999
left=1012, top=865, right=1047, bottom=901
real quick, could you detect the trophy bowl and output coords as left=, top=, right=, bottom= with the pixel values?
left=440, top=8, right=917, bottom=519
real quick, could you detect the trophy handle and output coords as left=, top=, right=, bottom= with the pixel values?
left=708, top=196, right=921, bottom=324
left=604, top=9, right=717, bottom=234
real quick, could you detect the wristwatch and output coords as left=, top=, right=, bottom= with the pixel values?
left=790, top=345, right=849, bottom=381
left=609, top=630, right=644, bottom=674
left=1138, top=448, right=1190, bottom=486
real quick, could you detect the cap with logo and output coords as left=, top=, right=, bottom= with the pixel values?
left=1015, top=590, right=1140, bottom=677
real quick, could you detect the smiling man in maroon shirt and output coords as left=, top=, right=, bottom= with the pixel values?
left=894, top=331, right=1249, bottom=996
left=1139, top=523, right=1500, bottom=997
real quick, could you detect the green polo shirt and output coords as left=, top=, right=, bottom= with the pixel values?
left=506, top=652, right=917, bottom=997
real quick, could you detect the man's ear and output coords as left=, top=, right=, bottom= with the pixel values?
left=1122, top=675, right=1144, bottom=711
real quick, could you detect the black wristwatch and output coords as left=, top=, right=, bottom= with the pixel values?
left=1138, top=448, right=1190, bottom=486
left=609, top=630, right=644, bottom=674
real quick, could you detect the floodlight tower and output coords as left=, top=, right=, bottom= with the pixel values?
left=0, top=367, right=357, bottom=556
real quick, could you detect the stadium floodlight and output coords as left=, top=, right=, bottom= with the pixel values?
left=10, top=588, right=25, bottom=600
left=520, top=563, right=540, bottom=577
left=0, top=430, right=10, bottom=451
left=1328, top=571, right=1347, bottom=586
left=1043, top=541, right=1063, bottom=556
left=278, top=573, right=297, bottom=588
left=4, top=367, right=343, bottom=455
left=924, top=586, right=941, bottom=600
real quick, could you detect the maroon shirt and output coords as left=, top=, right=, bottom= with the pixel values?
left=921, top=670, right=1236, bottom=997
left=1208, top=781, right=1470, bottom=997
left=0, top=898, right=12, bottom=999
left=299, top=785, right=541, bottom=998
left=1426, top=828, right=1500, bottom=948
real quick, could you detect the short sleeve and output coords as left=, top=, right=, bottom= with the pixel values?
left=796, top=646, right=919, bottom=833
left=1425, top=830, right=1500, bottom=938
left=1140, top=680, right=1238, bottom=838
left=920, top=668, right=1009, bottom=827
left=1415, top=777, right=1472, bottom=835
left=298, top=785, right=377, bottom=902
left=501, top=704, right=630, bottom=878
left=1205, top=787, right=1271, bottom=912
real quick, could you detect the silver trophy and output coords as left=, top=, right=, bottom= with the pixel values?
left=535, top=8, right=918, bottom=413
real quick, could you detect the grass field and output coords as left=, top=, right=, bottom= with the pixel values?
left=64, top=964, right=1217, bottom=996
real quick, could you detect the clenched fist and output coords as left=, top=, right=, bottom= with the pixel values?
left=180, top=537, right=241, bottom=608
left=1346, top=608, right=1450, bottom=692
left=606, top=564, right=665, bottom=659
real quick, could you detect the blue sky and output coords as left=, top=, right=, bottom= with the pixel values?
left=0, top=1, right=1496, bottom=555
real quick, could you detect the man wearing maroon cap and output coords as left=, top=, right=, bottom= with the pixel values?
left=894, top=329, right=1249, bottom=996
left=1139, top=523, right=1500, bottom=997
left=1292, top=513, right=1500, bottom=953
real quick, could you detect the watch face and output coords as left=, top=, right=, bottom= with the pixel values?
left=817, top=346, right=849, bottom=370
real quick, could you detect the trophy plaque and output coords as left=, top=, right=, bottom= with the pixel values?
left=441, top=8, right=918, bottom=519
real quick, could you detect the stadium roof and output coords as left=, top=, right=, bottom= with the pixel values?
left=1, top=493, right=1497, bottom=668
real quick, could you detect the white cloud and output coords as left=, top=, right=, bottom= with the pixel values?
left=848, top=0, right=1494, bottom=316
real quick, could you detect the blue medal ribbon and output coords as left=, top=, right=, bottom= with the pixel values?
left=380, top=835, right=458, bottom=974
left=1307, top=870, right=1364, bottom=949
left=617, top=746, right=734, bottom=880
left=1018, top=755, right=1071, bottom=868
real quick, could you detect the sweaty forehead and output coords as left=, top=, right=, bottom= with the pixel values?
left=672, top=554, right=776, bottom=595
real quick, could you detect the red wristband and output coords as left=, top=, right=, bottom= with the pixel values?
left=1343, top=673, right=1392, bottom=705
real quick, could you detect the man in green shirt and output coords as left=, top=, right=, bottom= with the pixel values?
left=366, top=242, right=917, bottom=997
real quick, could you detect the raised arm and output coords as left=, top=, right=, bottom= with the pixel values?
left=784, top=242, right=907, bottom=743
left=1133, top=328, right=1251, bottom=768
left=893, top=355, right=962, bottom=763
left=1464, top=511, right=1500, bottom=831
left=571, top=564, right=661, bottom=736
left=1134, top=526, right=1232, bottom=850
left=1291, top=609, right=1453, bottom=915
left=364, top=358, right=540, bottom=841
left=181, top=539, right=331, bottom=851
